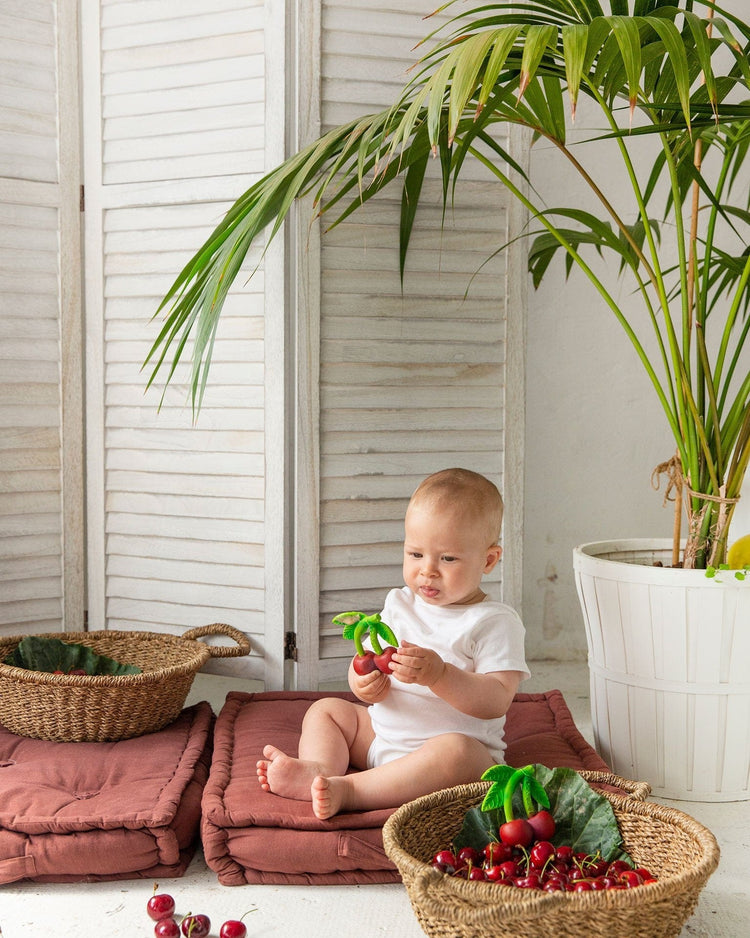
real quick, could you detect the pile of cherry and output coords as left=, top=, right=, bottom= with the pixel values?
left=431, top=841, right=659, bottom=892
left=147, top=885, right=254, bottom=937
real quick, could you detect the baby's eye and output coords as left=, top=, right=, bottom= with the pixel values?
left=441, top=555, right=457, bottom=563
left=408, top=551, right=423, bottom=559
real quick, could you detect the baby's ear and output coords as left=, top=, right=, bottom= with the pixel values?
left=484, top=545, right=502, bottom=573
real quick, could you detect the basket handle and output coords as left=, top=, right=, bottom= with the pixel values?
left=181, top=623, right=251, bottom=658
left=579, top=769, right=651, bottom=802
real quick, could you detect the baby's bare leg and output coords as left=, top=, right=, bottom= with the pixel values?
left=311, top=732, right=495, bottom=819
left=256, top=697, right=374, bottom=800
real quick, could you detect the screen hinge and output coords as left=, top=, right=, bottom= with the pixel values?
left=284, top=631, right=298, bottom=662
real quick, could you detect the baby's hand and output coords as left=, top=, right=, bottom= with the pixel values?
left=350, top=665, right=391, bottom=703
left=391, top=640, right=446, bottom=688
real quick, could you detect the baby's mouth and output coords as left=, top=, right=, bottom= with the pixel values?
left=419, top=585, right=440, bottom=599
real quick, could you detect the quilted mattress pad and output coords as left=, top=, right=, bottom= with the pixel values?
left=201, top=689, right=609, bottom=885
left=0, top=701, right=213, bottom=884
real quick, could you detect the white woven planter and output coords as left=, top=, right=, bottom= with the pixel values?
left=574, top=539, right=750, bottom=802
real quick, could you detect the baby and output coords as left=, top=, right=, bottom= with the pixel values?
left=256, top=468, right=529, bottom=818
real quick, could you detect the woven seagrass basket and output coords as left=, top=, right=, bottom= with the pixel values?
left=382, top=770, right=720, bottom=938
left=0, top=624, right=250, bottom=742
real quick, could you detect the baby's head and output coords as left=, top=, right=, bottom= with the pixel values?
left=407, top=468, right=503, bottom=548
left=403, top=469, right=503, bottom=606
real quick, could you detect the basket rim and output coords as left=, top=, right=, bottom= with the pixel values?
left=0, top=629, right=213, bottom=685
left=382, top=776, right=721, bottom=913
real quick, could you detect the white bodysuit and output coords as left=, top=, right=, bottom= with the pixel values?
left=366, top=586, right=530, bottom=768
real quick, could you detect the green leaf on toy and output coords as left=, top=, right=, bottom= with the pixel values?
left=4, top=636, right=142, bottom=676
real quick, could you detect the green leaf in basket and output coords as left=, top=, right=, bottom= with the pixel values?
left=452, top=764, right=632, bottom=864
left=535, top=765, right=631, bottom=862
left=4, top=636, right=142, bottom=676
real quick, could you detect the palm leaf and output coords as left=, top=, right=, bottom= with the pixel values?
left=518, top=24, right=558, bottom=98
left=562, top=23, right=589, bottom=118
left=606, top=14, right=643, bottom=121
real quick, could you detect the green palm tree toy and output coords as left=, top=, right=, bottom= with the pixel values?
left=333, top=611, right=399, bottom=675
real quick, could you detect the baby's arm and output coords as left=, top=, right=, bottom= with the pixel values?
left=347, top=658, right=391, bottom=704
left=391, top=640, right=522, bottom=720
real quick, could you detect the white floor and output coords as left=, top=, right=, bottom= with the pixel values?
left=1, top=661, right=747, bottom=937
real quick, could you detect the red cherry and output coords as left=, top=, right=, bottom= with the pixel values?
left=607, top=860, right=631, bottom=878
left=456, top=846, right=482, bottom=868
left=543, top=880, right=566, bottom=892
left=155, top=921, right=180, bottom=938
left=586, top=858, right=609, bottom=878
left=181, top=914, right=210, bottom=938
left=555, top=845, right=574, bottom=864
left=352, top=652, right=377, bottom=675
left=220, top=922, right=248, bottom=938
left=431, top=849, right=457, bottom=873
left=373, top=645, right=397, bottom=673
left=529, top=840, right=555, bottom=869
left=483, top=841, right=512, bottom=865
left=527, top=809, right=556, bottom=841
left=499, top=818, right=534, bottom=848
left=619, top=869, right=645, bottom=888
left=496, top=860, right=520, bottom=879
left=147, top=892, right=176, bottom=922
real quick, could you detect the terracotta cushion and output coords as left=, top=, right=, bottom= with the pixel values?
left=201, top=689, right=609, bottom=885
left=0, top=702, right=213, bottom=884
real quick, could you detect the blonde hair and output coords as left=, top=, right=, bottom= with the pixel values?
left=407, top=468, right=504, bottom=545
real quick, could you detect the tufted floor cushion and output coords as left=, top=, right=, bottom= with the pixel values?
left=201, top=689, right=609, bottom=885
left=0, top=701, right=213, bottom=884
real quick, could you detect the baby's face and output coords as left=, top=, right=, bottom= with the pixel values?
left=402, top=502, right=501, bottom=606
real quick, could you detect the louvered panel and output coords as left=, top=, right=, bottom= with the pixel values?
left=79, top=0, right=275, bottom=681
left=100, top=201, right=267, bottom=659
left=0, top=3, right=57, bottom=183
left=0, top=198, right=64, bottom=633
left=99, top=0, right=264, bottom=186
left=318, top=3, right=509, bottom=679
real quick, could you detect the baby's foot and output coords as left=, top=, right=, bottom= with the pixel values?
left=255, top=745, right=323, bottom=801
left=311, top=775, right=349, bottom=820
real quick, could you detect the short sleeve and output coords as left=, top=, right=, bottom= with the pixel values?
left=470, top=605, right=530, bottom=680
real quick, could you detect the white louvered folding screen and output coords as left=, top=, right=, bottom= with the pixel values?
left=70, top=0, right=522, bottom=688
left=81, top=0, right=283, bottom=684
left=0, top=0, right=83, bottom=636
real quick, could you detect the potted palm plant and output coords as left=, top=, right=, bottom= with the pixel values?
left=146, top=1, right=750, bottom=800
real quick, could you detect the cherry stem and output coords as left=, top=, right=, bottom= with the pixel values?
left=522, top=776, right=535, bottom=817
left=369, top=623, right=384, bottom=655
left=502, top=765, right=536, bottom=820
left=352, top=622, right=368, bottom=657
